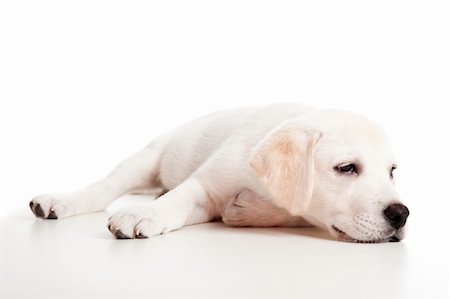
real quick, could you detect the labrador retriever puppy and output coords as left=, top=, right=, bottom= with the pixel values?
left=29, top=103, right=409, bottom=242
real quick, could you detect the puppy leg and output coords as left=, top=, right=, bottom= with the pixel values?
left=107, top=178, right=215, bottom=239
left=30, top=142, right=164, bottom=220
left=222, top=190, right=311, bottom=227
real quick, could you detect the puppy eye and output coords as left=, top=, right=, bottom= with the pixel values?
left=335, top=163, right=357, bottom=174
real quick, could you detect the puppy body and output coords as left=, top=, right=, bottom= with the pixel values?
left=30, top=103, right=409, bottom=242
left=159, top=104, right=314, bottom=210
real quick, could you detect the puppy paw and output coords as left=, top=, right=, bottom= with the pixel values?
left=29, top=194, right=75, bottom=219
left=221, top=190, right=259, bottom=226
left=107, top=206, right=167, bottom=239
left=222, top=190, right=291, bottom=227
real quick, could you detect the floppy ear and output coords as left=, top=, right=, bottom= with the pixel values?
left=250, top=120, right=322, bottom=216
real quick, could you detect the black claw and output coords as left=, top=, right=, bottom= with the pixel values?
left=47, top=210, right=58, bottom=219
left=135, top=233, right=148, bottom=239
left=389, top=236, right=400, bottom=242
left=107, top=224, right=112, bottom=232
left=34, top=203, right=45, bottom=218
left=114, top=230, right=131, bottom=239
left=29, top=201, right=34, bottom=211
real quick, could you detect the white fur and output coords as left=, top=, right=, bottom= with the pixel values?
left=30, top=103, right=407, bottom=242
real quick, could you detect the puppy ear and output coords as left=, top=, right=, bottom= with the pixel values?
left=250, top=120, right=322, bottom=215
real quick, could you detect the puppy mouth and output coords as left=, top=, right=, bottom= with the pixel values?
left=332, top=225, right=362, bottom=242
left=331, top=225, right=399, bottom=243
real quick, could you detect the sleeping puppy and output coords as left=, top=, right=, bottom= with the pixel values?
left=29, top=103, right=409, bottom=242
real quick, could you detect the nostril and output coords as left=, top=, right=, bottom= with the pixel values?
left=383, top=203, right=410, bottom=230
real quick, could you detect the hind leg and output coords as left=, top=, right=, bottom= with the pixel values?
left=29, top=140, right=167, bottom=219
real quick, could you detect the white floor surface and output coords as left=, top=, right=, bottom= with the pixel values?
left=0, top=196, right=448, bottom=298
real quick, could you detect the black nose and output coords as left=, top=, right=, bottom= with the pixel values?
left=383, top=203, right=409, bottom=230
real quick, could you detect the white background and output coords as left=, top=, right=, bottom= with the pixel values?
left=0, top=0, right=449, bottom=297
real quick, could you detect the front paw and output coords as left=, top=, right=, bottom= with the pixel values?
left=29, top=194, right=74, bottom=219
left=107, top=206, right=167, bottom=239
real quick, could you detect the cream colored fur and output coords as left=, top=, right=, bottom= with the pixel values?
left=30, top=103, right=407, bottom=242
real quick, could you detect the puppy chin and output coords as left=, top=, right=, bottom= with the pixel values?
left=330, top=223, right=405, bottom=243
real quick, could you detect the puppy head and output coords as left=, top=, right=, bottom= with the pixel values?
left=250, top=109, right=409, bottom=243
